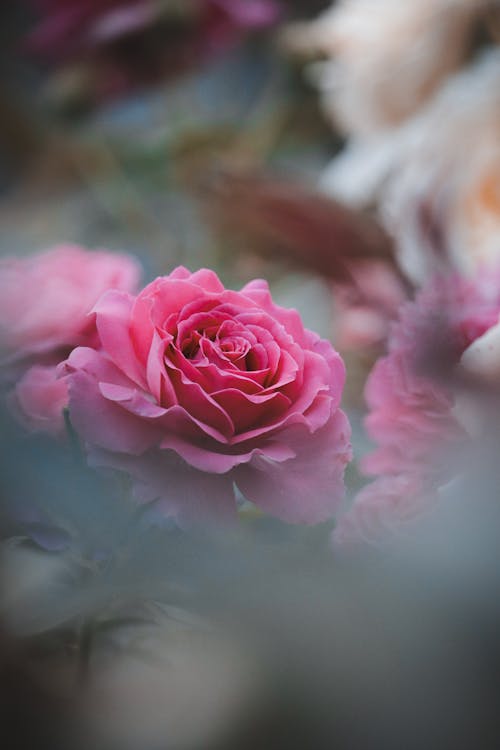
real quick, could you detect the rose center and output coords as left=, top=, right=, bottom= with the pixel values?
left=217, top=335, right=250, bottom=362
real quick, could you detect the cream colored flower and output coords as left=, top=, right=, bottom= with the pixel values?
left=382, top=51, right=500, bottom=282
left=291, top=0, right=483, bottom=135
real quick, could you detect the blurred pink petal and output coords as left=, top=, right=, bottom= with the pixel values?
left=333, top=269, right=500, bottom=547
left=10, top=365, right=68, bottom=436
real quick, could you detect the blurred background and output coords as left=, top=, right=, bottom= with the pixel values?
left=0, top=1, right=334, bottom=308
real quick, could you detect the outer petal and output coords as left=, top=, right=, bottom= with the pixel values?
left=181, top=267, right=225, bottom=293
left=88, top=446, right=237, bottom=526
left=65, top=348, right=162, bottom=455
left=160, top=430, right=296, bottom=474
left=234, top=408, right=352, bottom=524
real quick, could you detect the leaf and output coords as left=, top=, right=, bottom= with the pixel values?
left=202, top=170, right=405, bottom=288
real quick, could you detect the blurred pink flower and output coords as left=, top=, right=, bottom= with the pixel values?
left=332, top=260, right=407, bottom=352
left=62, top=266, right=351, bottom=525
left=332, top=475, right=431, bottom=548
left=333, top=270, right=500, bottom=547
left=25, top=0, right=282, bottom=98
left=27, top=0, right=281, bottom=55
left=0, top=244, right=141, bottom=433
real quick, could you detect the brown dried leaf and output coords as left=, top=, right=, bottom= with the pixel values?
left=203, top=170, right=406, bottom=288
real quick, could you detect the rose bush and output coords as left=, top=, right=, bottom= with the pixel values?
left=0, top=244, right=140, bottom=433
left=63, top=266, right=352, bottom=524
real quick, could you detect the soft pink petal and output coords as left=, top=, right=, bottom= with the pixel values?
left=98, top=382, right=168, bottom=418
left=0, top=244, right=140, bottom=361
left=65, top=348, right=162, bottom=454
left=93, top=289, right=147, bottom=388
left=160, top=431, right=296, bottom=474
left=10, top=364, right=68, bottom=435
left=183, top=267, right=226, bottom=293
left=234, top=409, right=352, bottom=524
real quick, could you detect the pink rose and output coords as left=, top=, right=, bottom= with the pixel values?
left=333, top=270, right=500, bottom=547
left=0, top=244, right=141, bottom=433
left=0, top=244, right=140, bottom=364
left=63, top=266, right=351, bottom=524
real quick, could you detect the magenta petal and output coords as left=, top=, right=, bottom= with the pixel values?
left=94, top=289, right=147, bottom=388
left=166, top=266, right=226, bottom=291
left=280, top=349, right=331, bottom=413
left=167, top=367, right=235, bottom=438
left=65, top=348, right=161, bottom=454
left=89, top=5, right=159, bottom=44
left=213, top=388, right=290, bottom=434
left=147, top=330, right=177, bottom=406
left=98, top=382, right=167, bottom=418
left=62, top=345, right=133, bottom=386
left=160, top=431, right=296, bottom=474
left=310, top=338, right=346, bottom=401
left=241, top=281, right=306, bottom=342
left=148, top=279, right=209, bottom=329
left=234, top=409, right=352, bottom=524
left=159, top=435, right=243, bottom=473
left=184, top=267, right=225, bottom=293
left=211, top=0, right=282, bottom=27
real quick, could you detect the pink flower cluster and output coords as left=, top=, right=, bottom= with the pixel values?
left=333, top=271, right=500, bottom=547
left=1, top=245, right=351, bottom=526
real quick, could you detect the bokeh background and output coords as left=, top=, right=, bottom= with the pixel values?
left=2, top=3, right=500, bottom=749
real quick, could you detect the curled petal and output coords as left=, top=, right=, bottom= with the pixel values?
left=65, top=348, right=162, bottom=454
left=234, top=409, right=352, bottom=524
left=93, top=289, right=147, bottom=388
left=160, top=432, right=296, bottom=474
left=212, top=388, right=290, bottom=434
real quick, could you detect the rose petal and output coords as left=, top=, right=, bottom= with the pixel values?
left=65, top=348, right=162, bottom=454
left=93, top=289, right=147, bottom=388
left=212, top=387, right=290, bottom=434
left=160, top=431, right=296, bottom=474
left=234, top=409, right=352, bottom=524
